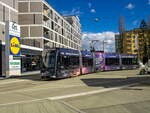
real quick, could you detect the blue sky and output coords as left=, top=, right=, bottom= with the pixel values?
left=47, top=0, right=150, bottom=33
left=47, top=0, right=150, bottom=52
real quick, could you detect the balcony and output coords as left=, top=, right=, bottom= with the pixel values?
left=43, top=21, right=51, bottom=30
left=21, top=39, right=41, bottom=48
left=43, top=1, right=49, bottom=10
left=43, top=10, right=48, bottom=16
left=44, top=32, right=50, bottom=39
left=43, top=10, right=49, bottom=21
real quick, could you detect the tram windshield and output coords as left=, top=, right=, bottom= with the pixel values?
left=43, top=51, right=56, bottom=68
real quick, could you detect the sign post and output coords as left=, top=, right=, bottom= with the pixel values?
left=5, top=22, right=21, bottom=77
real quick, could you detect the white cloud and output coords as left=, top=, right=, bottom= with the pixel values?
left=82, top=32, right=116, bottom=52
left=88, top=2, right=97, bottom=13
left=126, top=3, right=135, bottom=9
left=90, top=9, right=96, bottom=13
left=61, top=8, right=83, bottom=16
left=148, top=0, right=150, bottom=4
left=88, top=2, right=92, bottom=8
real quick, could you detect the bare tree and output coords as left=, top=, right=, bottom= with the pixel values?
left=119, top=16, right=125, bottom=34
left=148, top=15, right=150, bottom=28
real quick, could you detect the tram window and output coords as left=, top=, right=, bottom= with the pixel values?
left=122, top=58, right=138, bottom=65
left=132, top=59, right=138, bottom=65
left=82, top=57, right=93, bottom=67
left=122, top=58, right=136, bottom=65
left=105, top=58, right=119, bottom=66
left=63, top=56, right=70, bottom=68
left=59, top=55, right=79, bottom=69
left=70, top=56, right=79, bottom=67
left=122, top=58, right=129, bottom=65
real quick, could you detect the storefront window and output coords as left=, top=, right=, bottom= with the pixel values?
left=21, top=55, right=41, bottom=72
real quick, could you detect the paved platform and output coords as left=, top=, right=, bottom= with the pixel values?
left=0, top=71, right=40, bottom=80
left=0, top=70, right=149, bottom=113
left=63, top=80, right=150, bottom=113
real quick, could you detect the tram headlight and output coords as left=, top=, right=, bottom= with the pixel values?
left=51, top=76, right=56, bottom=78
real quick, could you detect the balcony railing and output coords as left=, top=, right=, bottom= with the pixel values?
left=43, top=21, right=51, bottom=29
left=21, top=39, right=41, bottom=48
left=44, top=33, right=50, bottom=39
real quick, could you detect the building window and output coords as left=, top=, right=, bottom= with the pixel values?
left=55, top=33, right=57, bottom=42
left=62, top=29, right=64, bottom=35
left=33, top=14, right=35, bottom=24
left=134, top=50, right=138, bottom=52
left=3, top=6, right=5, bottom=22
left=51, top=21, right=54, bottom=30
left=13, top=0, right=15, bottom=8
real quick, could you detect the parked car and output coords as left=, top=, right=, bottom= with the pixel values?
left=139, top=60, right=150, bottom=75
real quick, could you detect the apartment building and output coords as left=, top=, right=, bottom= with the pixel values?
left=0, top=0, right=18, bottom=75
left=18, top=0, right=81, bottom=72
left=0, top=0, right=18, bottom=43
left=115, top=34, right=123, bottom=53
left=0, top=0, right=82, bottom=75
left=123, top=28, right=150, bottom=63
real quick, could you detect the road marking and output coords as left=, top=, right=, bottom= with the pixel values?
left=0, top=80, right=27, bottom=85
left=48, top=83, right=139, bottom=100
left=0, top=83, right=139, bottom=107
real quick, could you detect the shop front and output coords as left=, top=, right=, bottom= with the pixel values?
left=21, top=48, right=42, bottom=73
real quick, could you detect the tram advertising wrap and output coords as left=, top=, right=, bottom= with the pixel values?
left=81, top=51, right=94, bottom=74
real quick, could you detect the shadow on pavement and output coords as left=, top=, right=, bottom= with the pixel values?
left=81, top=76, right=150, bottom=88
left=8, top=74, right=62, bottom=82
left=8, top=74, right=42, bottom=81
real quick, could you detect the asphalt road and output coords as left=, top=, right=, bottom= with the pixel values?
left=0, top=70, right=150, bottom=113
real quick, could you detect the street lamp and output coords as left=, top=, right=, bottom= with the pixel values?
left=103, top=40, right=112, bottom=52
left=89, top=40, right=99, bottom=51
left=103, top=40, right=107, bottom=52
left=135, top=34, right=141, bottom=63
left=94, top=18, right=100, bottom=22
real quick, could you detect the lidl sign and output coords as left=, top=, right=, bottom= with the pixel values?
left=5, top=22, right=21, bottom=76
left=10, top=35, right=21, bottom=56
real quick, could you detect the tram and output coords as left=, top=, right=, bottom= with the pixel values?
left=41, top=48, right=138, bottom=79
